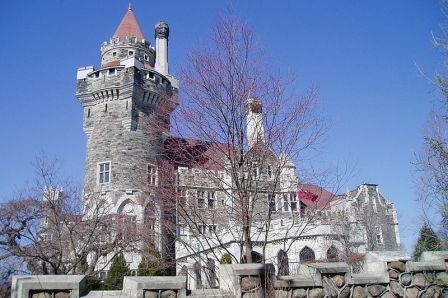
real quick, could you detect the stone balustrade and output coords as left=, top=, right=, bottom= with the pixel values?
left=10, top=251, right=448, bottom=297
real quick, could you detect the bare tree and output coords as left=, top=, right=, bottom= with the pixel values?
left=147, top=13, right=341, bottom=282
left=415, top=2, right=448, bottom=237
left=0, top=156, right=148, bottom=278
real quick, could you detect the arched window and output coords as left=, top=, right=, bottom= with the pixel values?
left=327, top=246, right=338, bottom=260
left=241, top=251, right=263, bottom=263
left=277, top=250, right=289, bottom=276
left=117, top=199, right=135, bottom=215
left=299, top=246, right=315, bottom=263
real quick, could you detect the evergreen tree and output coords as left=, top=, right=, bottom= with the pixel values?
left=137, top=257, right=165, bottom=276
left=102, top=254, right=130, bottom=290
left=413, top=224, right=443, bottom=260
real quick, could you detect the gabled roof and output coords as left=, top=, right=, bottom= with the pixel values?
left=298, top=184, right=337, bottom=209
left=163, top=137, right=228, bottom=171
left=113, top=5, right=145, bottom=41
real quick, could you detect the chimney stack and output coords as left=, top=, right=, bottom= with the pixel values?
left=246, top=97, right=265, bottom=148
left=155, top=21, right=169, bottom=75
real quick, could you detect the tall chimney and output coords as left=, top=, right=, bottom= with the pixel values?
left=155, top=21, right=169, bottom=75
left=246, top=97, right=265, bottom=148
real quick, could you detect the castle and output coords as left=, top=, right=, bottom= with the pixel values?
left=75, top=6, right=401, bottom=289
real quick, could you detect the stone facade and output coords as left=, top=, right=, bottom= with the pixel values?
left=73, top=6, right=400, bottom=283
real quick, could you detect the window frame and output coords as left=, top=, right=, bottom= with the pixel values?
left=197, top=190, right=205, bottom=209
left=98, top=161, right=111, bottom=184
left=375, top=226, right=384, bottom=244
left=197, top=224, right=206, bottom=235
left=147, top=164, right=158, bottom=186
left=267, top=165, right=272, bottom=179
left=207, top=191, right=216, bottom=209
left=268, top=194, right=276, bottom=213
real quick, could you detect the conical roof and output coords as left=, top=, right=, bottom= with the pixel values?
left=113, top=4, right=145, bottom=40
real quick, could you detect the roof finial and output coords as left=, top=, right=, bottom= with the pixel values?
left=128, top=2, right=132, bottom=11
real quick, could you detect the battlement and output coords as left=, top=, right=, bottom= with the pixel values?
left=100, top=37, right=155, bottom=68
left=76, top=60, right=177, bottom=108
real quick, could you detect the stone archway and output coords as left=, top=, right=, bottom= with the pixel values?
left=327, top=245, right=338, bottom=260
left=299, top=246, right=315, bottom=263
left=117, top=199, right=135, bottom=215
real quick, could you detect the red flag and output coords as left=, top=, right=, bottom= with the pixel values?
left=298, top=190, right=318, bottom=202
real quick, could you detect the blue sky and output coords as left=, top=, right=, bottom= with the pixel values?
left=0, top=1, right=444, bottom=253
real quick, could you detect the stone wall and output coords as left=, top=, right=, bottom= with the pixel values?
left=11, top=251, right=448, bottom=298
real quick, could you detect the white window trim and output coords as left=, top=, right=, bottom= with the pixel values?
left=268, top=194, right=276, bottom=213
left=207, top=191, right=216, bottom=209
left=97, top=161, right=111, bottom=184
left=375, top=226, right=384, bottom=244
left=107, top=68, right=116, bottom=76
left=267, top=165, right=273, bottom=179
left=197, top=190, right=205, bottom=209
left=147, top=164, right=158, bottom=186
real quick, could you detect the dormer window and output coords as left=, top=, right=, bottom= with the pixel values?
left=128, top=50, right=134, bottom=56
left=144, top=54, right=149, bottom=61
left=112, top=51, right=117, bottom=57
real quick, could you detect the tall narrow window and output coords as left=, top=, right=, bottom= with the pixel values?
left=268, top=194, right=276, bottom=212
left=283, top=195, right=289, bottom=212
left=290, top=193, right=297, bottom=212
left=252, top=163, right=258, bottom=178
left=267, top=165, right=272, bottom=179
left=98, top=162, right=110, bottom=184
left=197, top=224, right=206, bottom=234
left=208, top=225, right=217, bottom=234
left=197, top=190, right=205, bottom=209
left=375, top=226, right=383, bottom=244
left=178, top=189, right=186, bottom=207
left=147, top=165, right=157, bottom=186
left=207, top=191, right=216, bottom=209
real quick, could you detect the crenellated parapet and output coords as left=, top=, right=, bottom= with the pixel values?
left=100, top=37, right=155, bottom=67
left=76, top=61, right=176, bottom=107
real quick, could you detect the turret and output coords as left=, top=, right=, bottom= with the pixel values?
left=155, top=21, right=169, bottom=76
left=100, top=4, right=155, bottom=68
left=75, top=5, right=178, bottom=201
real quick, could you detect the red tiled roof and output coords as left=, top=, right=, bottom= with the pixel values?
left=144, top=63, right=154, bottom=70
left=102, top=60, right=121, bottom=68
left=113, top=6, right=145, bottom=41
left=164, top=137, right=229, bottom=171
left=298, top=184, right=337, bottom=210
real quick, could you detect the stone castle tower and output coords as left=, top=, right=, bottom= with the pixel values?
left=76, top=5, right=178, bottom=222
